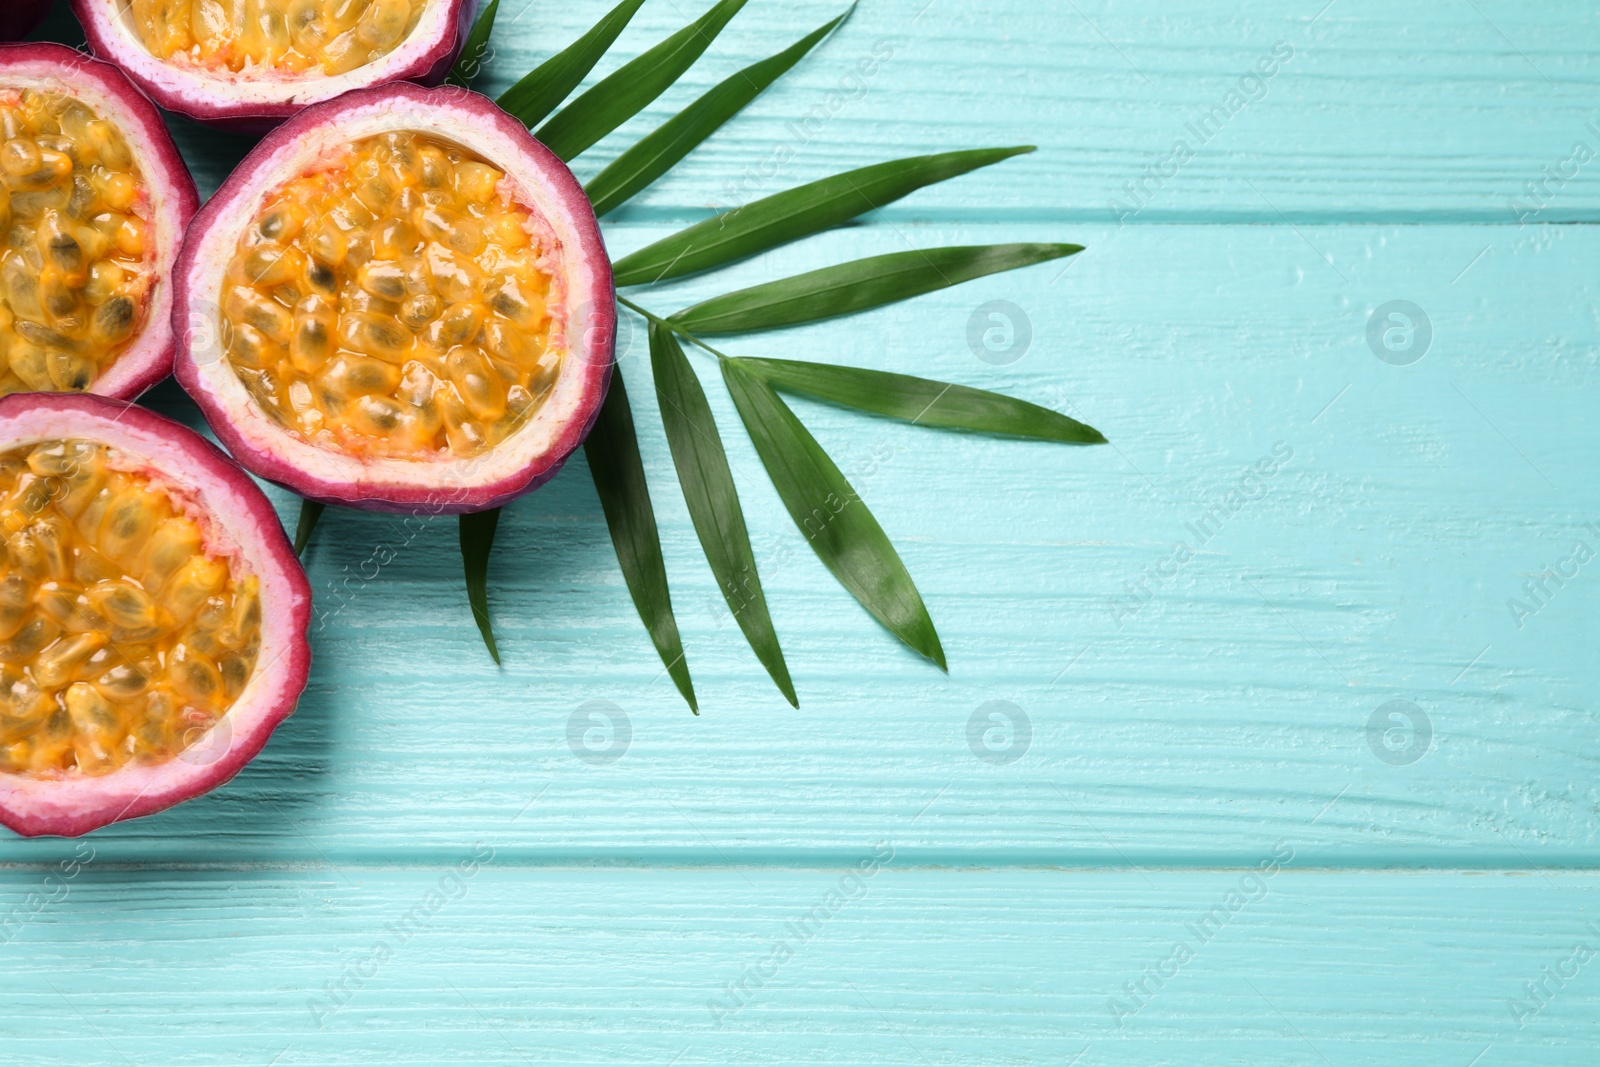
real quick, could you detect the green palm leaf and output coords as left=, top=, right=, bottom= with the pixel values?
left=721, top=358, right=945, bottom=670
left=460, top=508, right=502, bottom=663
left=612, top=146, right=1033, bottom=286
left=536, top=0, right=751, bottom=162
left=497, top=0, right=649, bottom=129
left=586, top=7, right=851, bottom=218
left=293, top=499, right=325, bottom=556
left=445, top=0, right=499, bottom=88
left=334, top=6, right=1094, bottom=691
left=734, top=357, right=1106, bottom=443
left=650, top=323, right=796, bottom=706
left=584, top=374, right=698, bottom=713
left=672, top=243, right=1082, bottom=335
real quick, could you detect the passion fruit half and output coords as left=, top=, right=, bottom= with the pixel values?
left=174, top=82, right=614, bottom=514
left=72, top=0, right=477, bottom=132
left=0, top=392, right=311, bottom=837
left=0, top=43, right=199, bottom=399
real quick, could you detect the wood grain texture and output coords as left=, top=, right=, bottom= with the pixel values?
left=445, top=0, right=1600, bottom=223
left=3, top=221, right=1594, bottom=866
left=11, top=1, right=1600, bottom=1062
left=3, top=868, right=1598, bottom=1065
left=38, top=1, right=1600, bottom=219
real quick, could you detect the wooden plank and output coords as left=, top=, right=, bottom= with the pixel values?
left=7, top=0, right=1596, bottom=1060
left=36, top=1, right=1600, bottom=219
left=1, top=867, right=1596, bottom=1064
left=0, top=221, right=1592, bottom=864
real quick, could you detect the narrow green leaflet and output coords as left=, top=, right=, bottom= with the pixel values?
left=536, top=0, right=750, bottom=163
left=672, top=243, right=1082, bottom=335
left=649, top=323, right=796, bottom=707
left=613, top=146, right=1032, bottom=286
left=734, top=357, right=1106, bottom=443
left=586, top=8, right=850, bottom=218
left=721, top=358, right=945, bottom=670
left=460, top=508, right=502, bottom=663
left=293, top=499, right=325, bottom=557
left=497, top=0, right=648, bottom=128
left=583, top=374, right=698, bottom=713
left=445, top=0, right=499, bottom=88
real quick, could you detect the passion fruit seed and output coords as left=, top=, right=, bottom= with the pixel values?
left=221, top=130, right=561, bottom=460
left=128, top=0, right=426, bottom=77
left=0, top=89, right=151, bottom=399
left=0, top=438, right=261, bottom=778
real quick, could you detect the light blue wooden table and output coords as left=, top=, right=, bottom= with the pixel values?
left=5, top=1, right=1599, bottom=1062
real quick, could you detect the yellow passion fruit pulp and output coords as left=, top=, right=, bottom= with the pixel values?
left=220, top=129, right=563, bottom=460
left=129, top=0, right=427, bottom=76
left=0, top=88, right=153, bottom=398
left=0, top=438, right=261, bottom=777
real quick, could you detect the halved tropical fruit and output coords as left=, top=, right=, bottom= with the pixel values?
left=71, top=0, right=477, bottom=131
left=175, top=82, right=614, bottom=514
left=0, top=1, right=55, bottom=42
left=0, top=43, right=198, bottom=399
left=0, top=392, right=311, bottom=837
